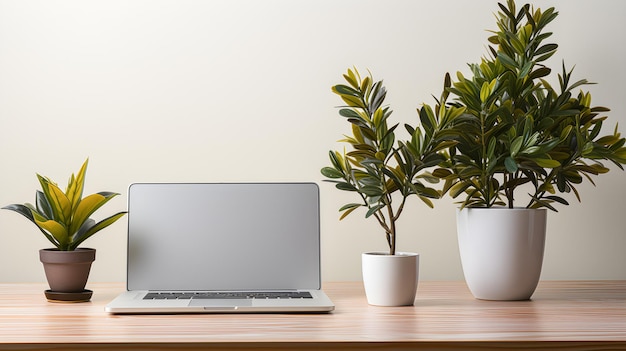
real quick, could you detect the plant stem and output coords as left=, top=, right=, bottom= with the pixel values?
left=384, top=193, right=396, bottom=256
left=479, top=109, right=491, bottom=207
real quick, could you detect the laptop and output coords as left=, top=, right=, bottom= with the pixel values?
left=105, top=182, right=334, bottom=313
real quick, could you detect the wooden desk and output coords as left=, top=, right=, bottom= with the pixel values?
left=0, top=281, right=624, bottom=350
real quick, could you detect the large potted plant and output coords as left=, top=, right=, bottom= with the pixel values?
left=321, top=68, right=457, bottom=306
left=3, top=159, right=127, bottom=302
left=426, top=0, right=626, bottom=300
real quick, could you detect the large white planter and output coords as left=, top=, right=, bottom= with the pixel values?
left=361, top=252, right=419, bottom=306
left=457, top=208, right=547, bottom=301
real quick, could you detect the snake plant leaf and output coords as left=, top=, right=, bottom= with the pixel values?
left=34, top=218, right=68, bottom=248
left=37, top=175, right=71, bottom=225
left=35, top=191, right=53, bottom=220
left=69, top=192, right=120, bottom=236
left=3, top=159, right=126, bottom=250
left=2, top=204, right=59, bottom=247
left=66, top=159, right=88, bottom=214
left=70, top=218, right=96, bottom=246
left=70, top=211, right=126, bottom=250
left=2, top=203, right=37, bottom=224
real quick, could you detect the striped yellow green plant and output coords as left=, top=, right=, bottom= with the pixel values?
left=3, top=159, right=126, bottom=250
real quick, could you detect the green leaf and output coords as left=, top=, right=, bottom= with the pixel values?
left=497, top=52, right=517, bottom=69
left=339, top=205, right=359, bottom=220
left=35, top=191, right=53, bottom=220
left=343, top=70, right=359, bottom=89
left=534, top=43, right=558, bottom=57
left=321, top=167, right=343, bottom=179
left=360, top=185, right=383, bottom=197
left=519, top=60, right=533, bottom=78
left=2, top=203, right=38, bottom=225
left=66, top=159, right=88, bottom=214
left=480, top=81, right=491, bottom=103
left=528, top=67, right=551, bottom=79
left=335, top=182, right=357, bottom=192
left=339, top=203, right=362, bottom=212
left=333, top=84, right=360, bottom=97
left=365, top=204, right=384, bottom=218
left=340, top=95, right=366, bottom=109
left=432, top=168, right=452, bottom=178
left=417, top=195, right=435, bottom=208
left=69, top=192, right=120, bottom=236
left=37, top=176, right=71, bottom=225
left=487, top=137, right=497, bottom=159
left=505, top=157, right=518, bottom=172
left=70, top=212, right=126, bottom=250
left=534, top=158, right=561, bottom=168
left=34, top=218, right=68, bottom=247
left=449, top=181, right=472, bottom=199
left=338, top=108, right=361, bottom=119
left=510, top=136, right=524, bottom=157
left=581, top=142, right=594, bottom=156
left=373, top=108, right=385, bottom=127
left=545, top=195, right=569, bottom=206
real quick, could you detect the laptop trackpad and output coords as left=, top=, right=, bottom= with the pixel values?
left=189, top=299, right=253, bottom=308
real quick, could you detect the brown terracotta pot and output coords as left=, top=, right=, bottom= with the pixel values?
left=39, top=248, right=96, bottom=293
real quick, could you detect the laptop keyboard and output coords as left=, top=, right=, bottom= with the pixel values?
left=143, top=291, right=313, bottom=300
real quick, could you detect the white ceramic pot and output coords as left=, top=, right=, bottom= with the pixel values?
left=361, top=252, right=419, bottom=306
left=457, top=208, right=547, bottom=301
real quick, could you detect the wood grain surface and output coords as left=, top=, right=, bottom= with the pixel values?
left=0, top=281, right=624, bottom=350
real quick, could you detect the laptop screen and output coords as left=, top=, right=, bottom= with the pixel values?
left=126, top=183, right=321, bottom=291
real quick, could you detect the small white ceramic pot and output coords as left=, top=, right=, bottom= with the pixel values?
left=457, top=208, right=547, bottom=300
left=361, top=251, right=419, bottom=306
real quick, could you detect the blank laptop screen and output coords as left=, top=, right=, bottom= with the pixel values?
left=126, top=183, right=321, bottom=291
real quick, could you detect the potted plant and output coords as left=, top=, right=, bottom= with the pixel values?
left=425, top=0, right=626, bottom=300
left=3, top=159, right=127, bottom=302
left=321, top=68, right=457, bottom=306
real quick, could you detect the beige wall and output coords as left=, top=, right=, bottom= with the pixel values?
left=1, top=0, right=625, bottom=283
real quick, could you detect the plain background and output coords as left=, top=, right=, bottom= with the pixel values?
left=1, top=0, right=624, bottom=283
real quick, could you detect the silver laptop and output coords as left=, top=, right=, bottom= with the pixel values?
left=105, top=182, right=334, bottom=313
